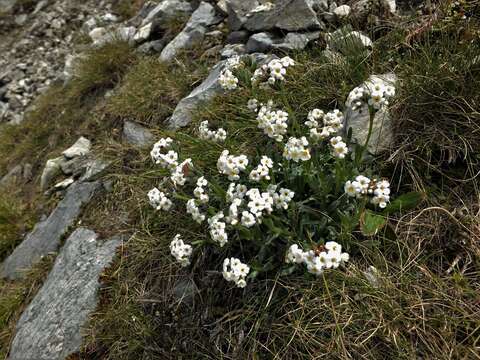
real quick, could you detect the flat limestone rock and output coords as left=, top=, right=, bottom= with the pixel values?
left=1, top=181, right=101, bottom=280
left=8, top=228, right=122, bottom=360
left=168, top=53, right=270, bottom=130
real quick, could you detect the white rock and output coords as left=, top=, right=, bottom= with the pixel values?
left=40, top=157, right=65, bottom=190
left=333, top=5, right=351, bottom=18
left=62, top=137, right=91, bottom=159
left=54, top=178, right=75, bottom=189
left=88, top=27, right=107, bottom=43
left=134, top=22, right=153, bottom=43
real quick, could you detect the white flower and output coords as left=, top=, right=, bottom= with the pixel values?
left=344, top=181, right=359, bottom=197
left=208, top=212, right=228, bottom=246
left=256, top=104, right=288, bottom=142
left=170, top=234, right=193, bottom=267
left=283, top=137, right=311, bottom=162
left=247, top=99, right=259, bottom=112
left=332, top=141, right=348, bottom=159
left=170, top=158, right=192, bottom=186
left=148, top=188, right=173, bottom=211
left=273, top=188, right=294, bottom=210
left=186, top=199, right=205, bottom=223
left=217, top=150, right=249, bottom=181
left=219, top=69, right=239, bottom=90
left=347, top=80, right=395, bottom=111
left=286, top=244, right=305, bottom=264
left=223, top=257, right=250, bottom=288
left=198, top=120, right=227, bottom=142
left=194, top=176, right=209, bottom=204
left=241, top=211, right=256, bottom=228
left=150, top=138, right=173, bottom=164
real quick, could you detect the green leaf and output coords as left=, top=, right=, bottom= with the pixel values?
left=383, top=192, right=424, bottom=214
left=360, top=210, right=387, bottom=236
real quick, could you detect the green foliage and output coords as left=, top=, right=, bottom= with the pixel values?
left=104, top=55, right=208, bottom=127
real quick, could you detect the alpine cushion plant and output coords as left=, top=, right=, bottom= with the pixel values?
left=146, top=55, right=400, bottom=289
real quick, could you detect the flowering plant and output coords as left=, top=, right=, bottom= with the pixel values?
left=147, top=56, right=410, bottom=288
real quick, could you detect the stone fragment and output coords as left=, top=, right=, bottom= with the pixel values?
left=40, top=156, right=66, bottom=191
left=123, top=120, right=154, bottom=147
left=226, top=30, right=249, bottom=44
left=141, top=0, right=193, bottom=28
left=159, top=2, right=219, bottom=62
left=54, top=178, right=75, bottom=189
left=226, top=0, right=322, bottom=32
left=1, top=181, right=101, bottom=280
left=133, top=22, right=153, bottom=43
left=246, top=31, right=319, bottom=53
left=333, top=5, right=351, bottom=18
left=344, top=74, right=397, bottom=154
left=8, top=228, right=122, bottom=360
left=220, top=44, right=246, bottom=59
left=62, top=136, right=91, bottom=159
left=0, top=164, right=23, bottom=187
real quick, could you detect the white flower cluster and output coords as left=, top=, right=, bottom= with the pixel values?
left=249, top=156, right=273, bottom=181
left=208, top=212, right=228, bottom=247
left=219, top=56, right=243, bottom=90
left=193, top=176, right=209, bottom=204
left=198, top=120, right=227, bottom=143
left=283, top=136, right=311, bottom=162
left=170, top=158, right=193, bottom=186
left=272, top=186, right=295, bottom=210
left=186, top=198, right=205, bottom=223
left=344, top=175, right=391, bottom=208
left=247, top=98, right=259, bottom=112
left=170, top=234, right=193, bottom=267
left=347, top=80, right=396, bottom=111
left=306, top=109, right=345, bottom=141
left=219, top=69, right=238, bottom=90
left=251, top=56, right=295, bottom=85
left=217, top=150, right=249, bottom=180
left=151, top=137, right=178, bottom=170
left=226, top=183, right=248, bottom=202
left=224, top=184, right=294, bottom=228
left=330, top=136, right=348, bottom=159
left=148, top=187, right=173, bottom=211
left=256, top=102, right=289, bottom=142
left=223, top=257, right=250, bottom=288
left=286, top=242, right=349, bottom=276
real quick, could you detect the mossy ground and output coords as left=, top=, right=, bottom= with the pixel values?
left=0, top=5, right=479, bottom=360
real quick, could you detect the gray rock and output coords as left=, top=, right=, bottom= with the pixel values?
left=159, top=2, right=218, bottom=62
left=123, top=120, right=154, bottom=147
left=333, top=5, right=351, bottom=18
left=22, top=163, right=32, bottom=180
left=62, top=136, right=91, bottom=159
left=0, top=0, right=16, bottom=13
left=274, top=32, right=320, bottom=51
left=168, top=53, right=269, bottom=129
left=227, top=0, right=322, bottom=32
left=217, top=0, right=228, bottom=14
left=344, top=74, right=397, bottom=154
left=54, top=178, right=75, bottom=190
left=92, top=26, right=136, bottom=47
left=8, top=228, right=122, bottom=360
left=246, top=31, right=319, bottom=53
left=79, top=159, right=110, bottom=182
left=142, top=0, right=193, bottom=28
left=1, top=181, right=101, bottom=280
left=40, top=156, right=66, bottom=191
left=225, top=0, right=258, bottom=31
left=160, top=27, right=206, bottom=62
left=136, top=39, right=167, bottom=54
left=220, top=44, right=246, bottom=59
left=133, top=22, right=153, bottom=43
left=226, top=30, right=250, bottom=44
left=310, top=0, right=328, bottom=11
left=246, top=32, right=278, bottom=53
left=0, top=164, right=23, bottom=187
